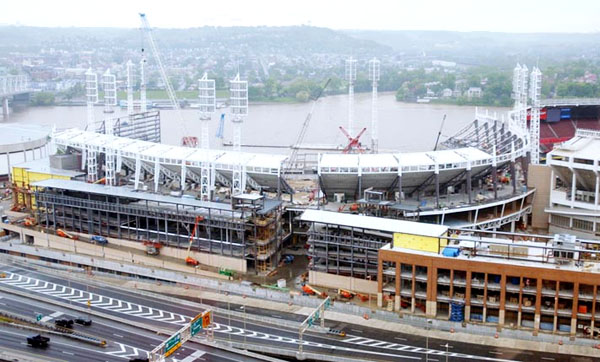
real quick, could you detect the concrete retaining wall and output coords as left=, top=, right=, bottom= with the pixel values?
left=308, top=270, right=378, bottom=295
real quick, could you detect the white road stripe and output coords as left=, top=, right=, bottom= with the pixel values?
left=40, top=311, right=63, bottom=322
left=181, top=350, right=206, bottom=362
left=394, top=337, right=407, bottom=341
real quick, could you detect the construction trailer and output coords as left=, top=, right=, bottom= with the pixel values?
left=32, top=179, right=288, bottom=273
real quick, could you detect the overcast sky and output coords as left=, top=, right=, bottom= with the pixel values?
left=2, top=0, right=599, bottom=33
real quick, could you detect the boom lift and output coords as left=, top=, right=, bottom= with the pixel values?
left=185, top=216, right=204, bottom=266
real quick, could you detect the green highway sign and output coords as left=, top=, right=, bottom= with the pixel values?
left=191, top=313, right=203, bottom=336
left=164, top=333, right=181, bottom=357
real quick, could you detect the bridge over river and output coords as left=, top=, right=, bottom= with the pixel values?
left=1, top=75, right=31, bottom=118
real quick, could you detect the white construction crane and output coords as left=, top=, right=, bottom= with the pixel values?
left=345, top=57, right=357, bottom=136
left=139, top=13, right=180, bottom=112
left=284, top=78, right=330, bottom=175
left=140, top=53, right=147, bottom=112
left=529, top=67, right=542, bottom=165
left=229, top=73, right=248, bottom=196
left=368, top=58, right=380, bottom=153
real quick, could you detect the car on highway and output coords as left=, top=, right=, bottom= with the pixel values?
left=27, top=334, right=50, bottom=348
left=327, top=328, right=346, bottom=337
left=91, top=235, right=108, bottom=245
left=129, top=358, right=149, bottom=362
left=54, top=318, right=74, bottom=328
left=75, top=316, right=92, bottom=326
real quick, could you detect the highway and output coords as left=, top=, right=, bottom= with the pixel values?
left=0, top=260, right=579, bottom=362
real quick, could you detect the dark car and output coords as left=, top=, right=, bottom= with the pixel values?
left=129, top=359, right=149, bottom=362
left=54, top=318, right=74, bottom=328
left=27, top=334, right=50, bottom=348
left=75, top=316, right=92, bottom=326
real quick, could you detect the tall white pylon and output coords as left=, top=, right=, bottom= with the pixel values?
left=85, top=68, right=99, bottom=183
left=529, top=67, right=542, bottom=165
left=140, top=53, right=147, bottom=113
left=345, top=57, right=357, bottom=135
left=85, top=68, right=98, bottom=129
left=126, top=60, right=135, bottom=116
left=519, top=65, right=529, bottom=132
left=198, top=72, right=216, bottom=201
left=102, top=69, right=116, bottom=114
left=230, top=73, right=248, bottom=196
left=368, top=58, right=380, bottom=153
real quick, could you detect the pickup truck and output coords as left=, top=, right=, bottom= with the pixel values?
left=55, top=318, right=74, bottom=328
left=27, top=334, right=50, bottom=348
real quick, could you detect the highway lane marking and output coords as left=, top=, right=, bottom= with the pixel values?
left=1, top=271, right=512, bottom=362
left=40, top=310, right=63, bottom=322
left=489, top=351, right=503, bottom=355
left=394, top=337, right=407, bottom=341
left=351, top=328, right=363, bottom=333
left=62, top=351, right=75, bottom=356
left=440, top=344, right=454, bottom=349
left=113, top=333, right=124, bottom=338
left=181, top=350, right=207, bottom=362
left=541, top=358, right=554, bottom=361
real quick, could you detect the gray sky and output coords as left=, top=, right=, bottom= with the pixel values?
left=2, top=0, right=599, bottom=32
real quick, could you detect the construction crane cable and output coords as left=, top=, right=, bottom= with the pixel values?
left=284, top=78, right=331, bottom=175
left=139, top=13, right=190, bottom=143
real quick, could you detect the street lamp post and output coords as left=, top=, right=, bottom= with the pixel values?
left=240, top=306, right=246, bottom=348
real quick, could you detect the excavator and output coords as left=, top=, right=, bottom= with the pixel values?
left=185, top=215, right=204, bottom=266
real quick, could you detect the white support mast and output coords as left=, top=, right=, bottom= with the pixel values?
left=102, top=69, right=116, bottom=114
left=230, top=73, right=248, bottom=196
left=529, top=67, right=542, bottom=165
left=126, top=60, right=135, bottom=116
left=140, top=53, right=147, bottom=112
left=519, top=64, right=529, bottom=132
left=85, top=68, right=98, bottom=129
left=102, top=69, right=117, bottom=186
left=85, top=68, right=99, bottom=183
left=345, top=57, right=357, bottom=136
left=198, top=72, right=216, bottom=200
left=368, top=57, right=380, bottom=153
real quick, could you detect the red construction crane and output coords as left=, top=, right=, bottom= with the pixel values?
left=339, top=126, right=367, bottom=153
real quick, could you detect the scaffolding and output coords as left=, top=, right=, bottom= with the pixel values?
left=33, top=180, right=286, bottom=273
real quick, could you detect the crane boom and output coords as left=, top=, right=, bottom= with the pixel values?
left=285, top=78, right=330, bottom=174
left=139, top=13, right=181, bottom=113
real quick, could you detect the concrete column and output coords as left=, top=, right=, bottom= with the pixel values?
left=571, top=171, right=577, bottom=208
left=6, top=152, right=11, bottom=182
left=510, top=161, right=516, bottom=193
left=377, top=292, right=383, bottom=308
left=397, top=174, right=403, bottom=203
left=595, top=172, right=599, bottom=208
left=435, top=163, right=440, bottom=208
left=2, top=97, right=9, bottom=118
left=466, top=168, right=472, bottom=204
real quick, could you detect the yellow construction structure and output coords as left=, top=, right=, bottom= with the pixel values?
left=12, top=159, right=84, bottom=210
left=393, top=231, right=448, bottom=253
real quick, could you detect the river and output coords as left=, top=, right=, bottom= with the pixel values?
left=5, top=92, right=508, bottom=154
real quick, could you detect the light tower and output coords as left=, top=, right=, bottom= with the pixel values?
left=85, top=68, right=98, bottom=129
left=140, top=53, right=147, bottom=112
left=229, top=73, right=248, bottom=196
left=126, top=60, right=135, bottom=116
left=102, top=69, right=116, bottom=114
left=512, top=64, right=522, bottom=115
left=345, top=57, right=357, bottom=135
left=529, top=67, right=542, bottom=165
left=368, top=58, right=380, bottom=153
left=198, top=72, right=216, bottom=201
left=519, top=65, right=529, bottom=132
